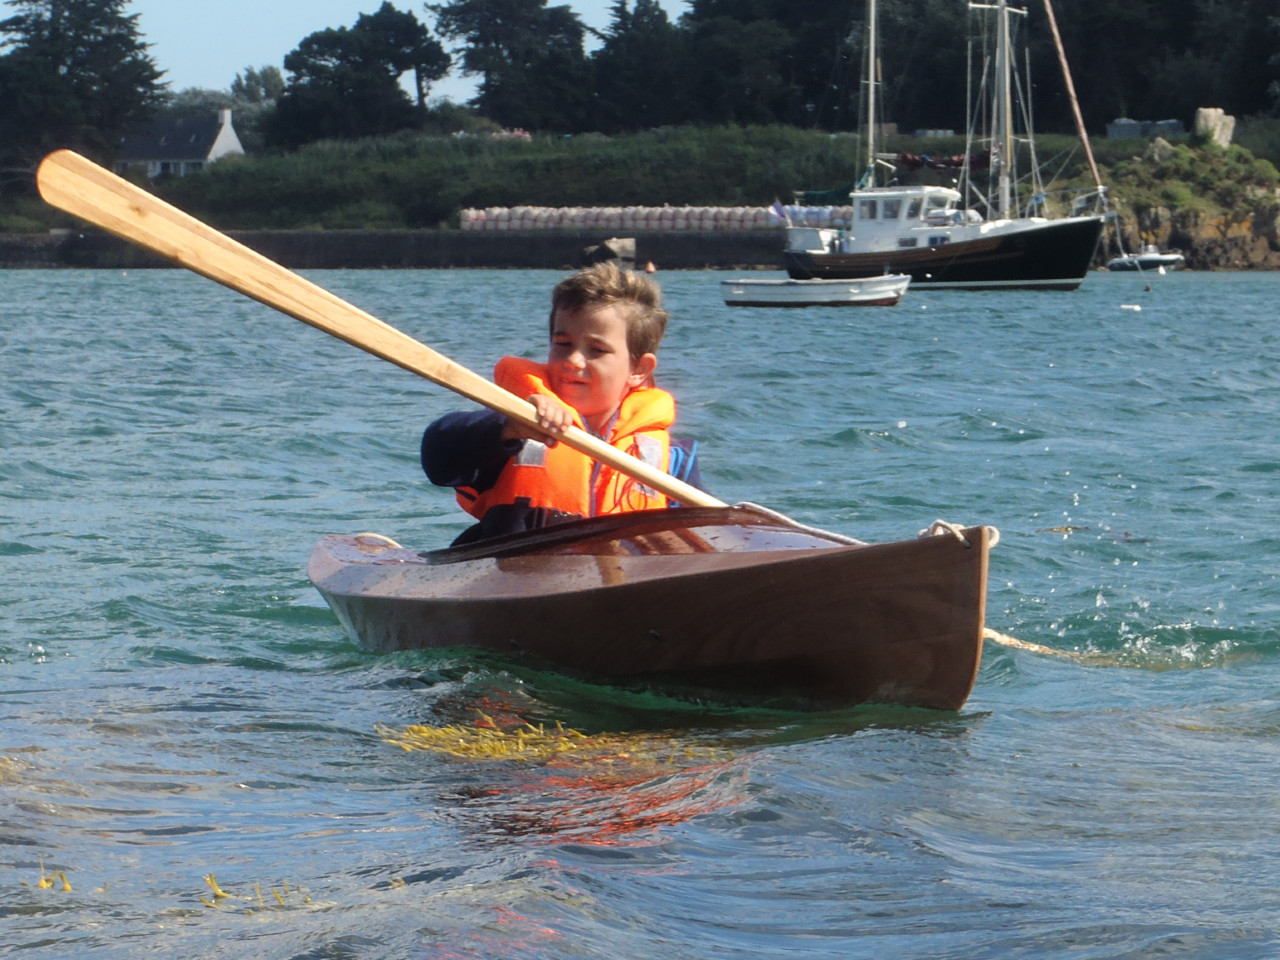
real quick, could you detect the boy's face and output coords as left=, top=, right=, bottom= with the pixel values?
left=547, top=304, right=656, bottom=433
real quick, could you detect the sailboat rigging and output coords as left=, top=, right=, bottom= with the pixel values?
left=783, top=0, right=1106, bottom=291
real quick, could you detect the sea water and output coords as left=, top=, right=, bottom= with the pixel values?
left=4, top=267, right=1280, bottom=958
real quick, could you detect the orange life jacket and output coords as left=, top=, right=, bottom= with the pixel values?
left=456, top=356, right=675, bottom=521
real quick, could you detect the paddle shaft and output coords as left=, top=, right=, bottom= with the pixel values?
left=36, top=150, right=723, bottom=509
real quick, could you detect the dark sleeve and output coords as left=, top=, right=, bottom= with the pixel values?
left=421, top=409, right=521, bottom=493
left=668, top=437, right=707, bottom=501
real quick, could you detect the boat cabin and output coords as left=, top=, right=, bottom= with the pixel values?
left=785, top=185, right=983, bottom=255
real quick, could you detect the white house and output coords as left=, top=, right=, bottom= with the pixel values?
left=115, top=108, right=244, bottom=178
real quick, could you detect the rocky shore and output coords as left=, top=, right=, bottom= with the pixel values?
left=1100, top=130, right=1280, bottom=271
left=1106, top=206, right=1280, bottom=271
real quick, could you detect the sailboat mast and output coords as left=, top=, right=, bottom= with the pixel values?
left=864, top=0, right=877, bottom=184
left=1040, top=0, right=1103, bottom=194
left=996, top=0, right=1013, bottom=218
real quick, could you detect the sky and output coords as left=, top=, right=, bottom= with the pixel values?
left=127, top=0, right=690, bottom=104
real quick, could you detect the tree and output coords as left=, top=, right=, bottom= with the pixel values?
left=354, top=2, right=449, bottom=108
left=684, top=16, right=794, bottom=125
left=1234, top=0, right=1280, bottom=119
left=872, top=0, right=968, bottom=134
left=679, top=0, right=869, bottom=128
left=0, top=0, right=165, bottom=186
left=429, top=0, right=592, bottom=131
left=231, top=65, right=285, bottom=104
left=590, top=0, right=690, bottom=131
left=266, top=2, right=448, bottom=148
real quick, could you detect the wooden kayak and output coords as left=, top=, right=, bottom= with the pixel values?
left=309, top=504, right=993, bottom=711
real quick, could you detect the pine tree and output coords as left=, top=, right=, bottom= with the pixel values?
left=0, top=0, right=165, bottom=188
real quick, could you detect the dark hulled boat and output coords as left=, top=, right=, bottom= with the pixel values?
left=783, top=197, right=1104, bottom=291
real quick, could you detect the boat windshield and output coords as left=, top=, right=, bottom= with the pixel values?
left=858, top=197, right=906, bottom=221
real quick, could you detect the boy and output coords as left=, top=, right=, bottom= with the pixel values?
left=422, top=262, right=703, bottom=544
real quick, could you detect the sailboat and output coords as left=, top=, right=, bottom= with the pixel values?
left=783, top=0, right=1106, bottom=291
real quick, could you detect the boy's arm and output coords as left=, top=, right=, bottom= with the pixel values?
left=421, top=409, right=522, bottom=492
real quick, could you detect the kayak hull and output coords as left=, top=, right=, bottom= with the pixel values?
left=309, top=505, right=990, bottom=710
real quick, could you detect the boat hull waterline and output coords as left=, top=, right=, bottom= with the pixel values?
left=309, top=505, right=992, bottom=711
left=784, top=215, right=1105, bottom=291
left=720, top=274, right=910, bottom=307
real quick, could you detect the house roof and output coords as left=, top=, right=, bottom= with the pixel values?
left=117, top=114, right=224, bottom=162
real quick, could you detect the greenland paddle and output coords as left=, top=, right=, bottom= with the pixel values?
left=36, top=149, right=723, bottom=509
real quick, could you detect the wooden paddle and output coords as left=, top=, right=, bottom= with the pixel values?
left=36, top=149, right=723, bottom=510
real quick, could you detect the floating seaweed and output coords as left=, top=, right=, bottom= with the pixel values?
left=377, top=712, right=730, bottom=766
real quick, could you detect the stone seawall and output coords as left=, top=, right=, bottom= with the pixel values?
left=0, top=228, right=785, bottom=270
left=12, top=222, right=1279, bottom=272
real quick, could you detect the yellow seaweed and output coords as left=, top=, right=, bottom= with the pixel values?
left=35, top=857, right=53, bottom=889
left=203, top=873, right=231, bottom=900
left=198, top=874, right=309, bottom=910
left=376, top=712, right=729, bottom=766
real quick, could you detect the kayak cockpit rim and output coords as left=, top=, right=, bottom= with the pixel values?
left=416, top=502, right=866, bottom=565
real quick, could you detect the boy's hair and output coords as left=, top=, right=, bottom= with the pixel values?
left=548, top=262, right=669, bottom=358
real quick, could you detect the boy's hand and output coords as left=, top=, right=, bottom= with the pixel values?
left=503, top=394, right=575, bottom=447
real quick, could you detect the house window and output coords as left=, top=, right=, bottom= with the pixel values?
left=929, top=235, right=950, bottom=246
left=898, top=237, right=918, bottom=248
left=882, top=198, right=902, bottom=220
left=858, top=199, right=877, bottom=220
left=907, top=198, right=923, bottom=219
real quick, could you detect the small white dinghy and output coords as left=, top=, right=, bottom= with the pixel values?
left=721, top=273, right=910, bottom=308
